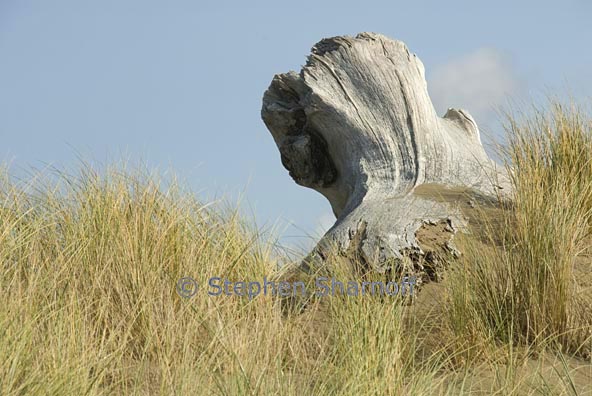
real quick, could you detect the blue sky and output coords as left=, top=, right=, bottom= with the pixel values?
left=1, top=0, right=591, bottom=250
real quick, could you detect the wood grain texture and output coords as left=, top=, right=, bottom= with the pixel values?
left=262, top=32, right=510, bottom=281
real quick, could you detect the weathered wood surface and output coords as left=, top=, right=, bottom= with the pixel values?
left=262, top=32, right=510, bottom=281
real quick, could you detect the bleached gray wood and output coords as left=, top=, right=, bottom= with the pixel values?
left=261, top=33, right=510, bottom=279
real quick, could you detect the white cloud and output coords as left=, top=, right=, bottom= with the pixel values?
left=428, top=48, right=520, bottom=124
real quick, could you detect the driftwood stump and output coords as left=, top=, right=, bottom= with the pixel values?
left=262, top=33, right=509, bottom=283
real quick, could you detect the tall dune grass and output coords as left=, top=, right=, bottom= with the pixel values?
left=2, top=101, right=592, bottom=395
left=447, top=102, right=592, bottom=358
left=0, top=164, right=452, bottom=395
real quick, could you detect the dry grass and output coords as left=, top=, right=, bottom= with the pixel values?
left=1, top=101, right=591, bottom=395
left=446, top=102, right=592, bottom=360
left=0, top=164, right=447, bottom=395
